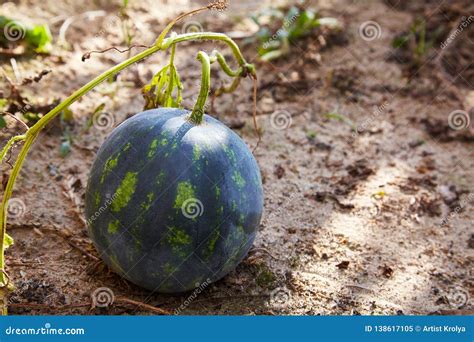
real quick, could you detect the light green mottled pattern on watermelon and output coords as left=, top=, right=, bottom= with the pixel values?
left=164, top=139, right=179, bottom=158
left=122, top=142, right=131, bottom=151
left=111, top=171, right=138, bottom=212
left=159, top=131, right=169, bottom=147
left=193, top=145, right=202, bottom=171
left=173, top=181, right=195, bottom=209
left=232, top=170, right=246, bottom=189
left=141, top=192, right=155, bottom=211
left=214, top=185, right=221, bottom=199
left=193, top=145, right=201, bottom=161
left=205, top=230, right=220, bottom=259
left=126, top=233, right=143, bottom=262
left=147, top=138, right=159, bottom=159
left=166, top=226, right=192, bottom=258
left=100, top=153, right=119, bottom=183
left=108, top=219, right=120, bottom=234
left=94, top=191, right=101, bottom=208
left=222, top=144, right=237, bottom=165
left=155, top=170, right=166, bottom=186
left=163, top=262, right=178, bottom=276
left=130, top=226, right=143, bottom=249
left=100, top=142, right=132, bottom=183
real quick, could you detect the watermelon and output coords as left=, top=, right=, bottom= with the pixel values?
left=85, top=108, right=264, bottom=293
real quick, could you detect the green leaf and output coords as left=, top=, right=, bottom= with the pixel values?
left=142, top=63, right=183, bottom=110
left=0, top=16, right=53, bottom=53
left=26, top=24, right=52, bottom=53
left=288, top=9, right=318, bottom=40
left=3, top=233, right=14, bottom=250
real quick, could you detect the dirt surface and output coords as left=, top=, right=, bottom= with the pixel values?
left=0, top=0, right=473, bottom=315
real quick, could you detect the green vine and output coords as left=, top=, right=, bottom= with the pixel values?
left=189, top=51, right=211, bottom=124
left=0, top=1, right=256, bottom=314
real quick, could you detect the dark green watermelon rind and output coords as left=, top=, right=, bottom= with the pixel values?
left=85, top=108, right=263, bottom=293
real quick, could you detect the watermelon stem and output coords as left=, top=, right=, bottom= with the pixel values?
left=189, top=51, right=211, bottom=125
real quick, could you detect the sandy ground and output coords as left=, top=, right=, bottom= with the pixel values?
left=0, top=0, right=472, bottom=315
